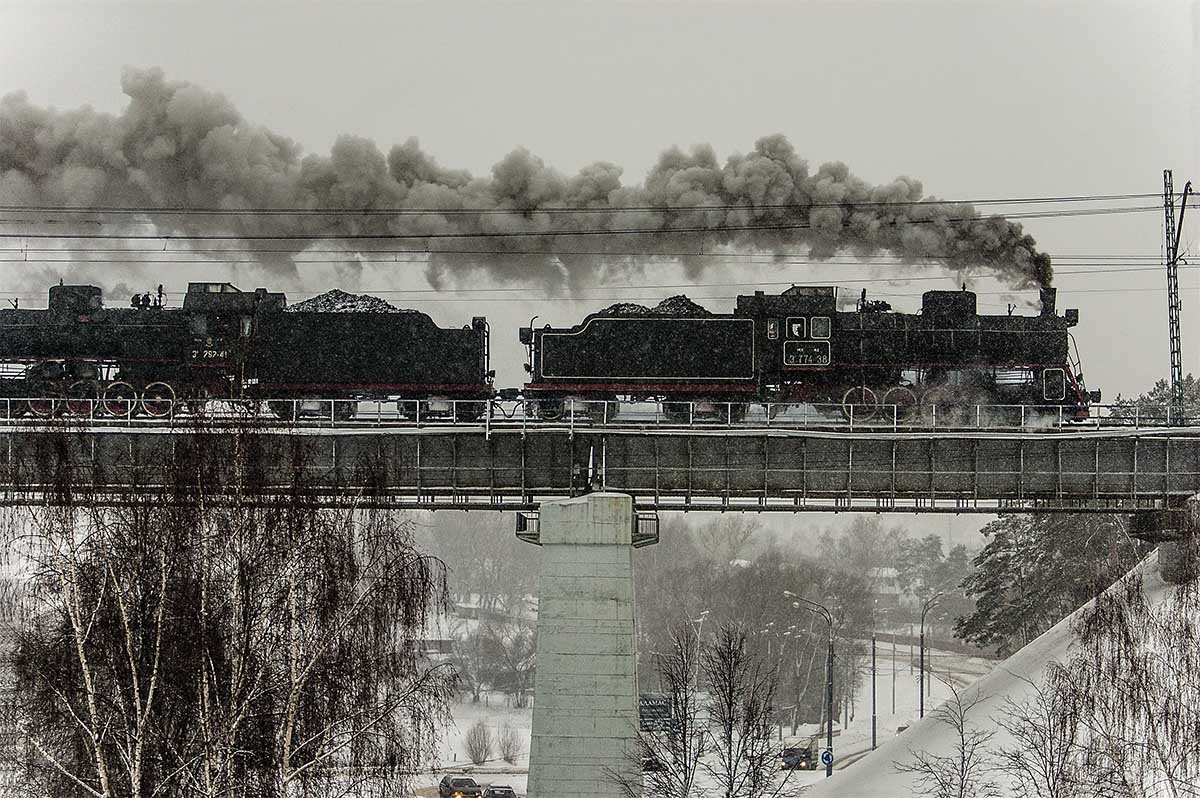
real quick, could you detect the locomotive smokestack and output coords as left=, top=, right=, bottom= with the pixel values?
left=0, top=67, right=1055, bottom=293
left=1040, top=287, right=1057, bottom=316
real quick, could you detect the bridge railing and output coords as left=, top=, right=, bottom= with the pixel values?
left=0, top=397, right=1194, bottom=433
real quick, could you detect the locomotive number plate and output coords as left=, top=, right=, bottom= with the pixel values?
left=783, top=341, right=831, bottom=366
left=190, top=349, right=229, bottom=360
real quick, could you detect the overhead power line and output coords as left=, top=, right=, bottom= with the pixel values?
left=0, top=248, right=1169, bottom=260
left=0, top=192, right=1174, bottom=217
left=0, top=259, right=1188, bottom=283
left=0, top=205, right=1164, bottom=242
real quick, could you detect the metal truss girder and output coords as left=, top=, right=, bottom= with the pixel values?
left=0, top=428, right=1196, bottom=513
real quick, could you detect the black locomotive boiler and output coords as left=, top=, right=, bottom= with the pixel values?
left=520, top=286, right=1097, bottom=421
left=0, top=282, right=493, bottom=419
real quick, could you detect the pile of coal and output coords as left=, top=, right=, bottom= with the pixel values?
left=597, top=295, right=712, bottom=317
left=653, top=295, right=712, bottom=316
left=286, top=289, right=417, bottom=313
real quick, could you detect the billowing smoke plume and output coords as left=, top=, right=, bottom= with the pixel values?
left=0, top=67, right=1053, bottom=292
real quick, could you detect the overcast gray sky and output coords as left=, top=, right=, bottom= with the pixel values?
left=1, top=0, right=1198, bottom=398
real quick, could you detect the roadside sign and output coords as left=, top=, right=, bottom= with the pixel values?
left=639, top=693, right=672, bottom=732
left=820, top=749, right=834, bottom=768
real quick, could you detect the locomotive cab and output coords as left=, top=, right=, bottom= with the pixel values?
left=738, top=286, right=837, bottom=377
left=48, top=284, right=102, bottom=318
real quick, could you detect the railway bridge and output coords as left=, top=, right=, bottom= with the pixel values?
left=0, top=400, right=1197, bottom=516
left=2, top=405, right=1198, bottom=798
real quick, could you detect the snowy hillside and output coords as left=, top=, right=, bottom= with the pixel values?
left=806, top=551, right=1174, bottom=798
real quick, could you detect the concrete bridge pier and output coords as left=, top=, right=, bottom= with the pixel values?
left=1133, top=493, right=1200, bottom=584
left=1160, top=492, right=1200, bottom=584
left=522, top=492, right=645, bottom=798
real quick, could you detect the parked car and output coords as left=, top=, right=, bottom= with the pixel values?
left=781, top=738, right=819, bottom=770
left=482, top=785, right=518, bottom=798
left=438, top=775, right=483, bottom=798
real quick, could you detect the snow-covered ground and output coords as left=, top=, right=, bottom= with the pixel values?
left=423, top=551, right=1184, bottom=798
left=805, top=551, right=1170, bottom=798
left=770, top=639, right=998, bottom=791
left=411, top=694, right=532, bottom=797
left=419, top=550, right=1175, bottom=798
left=414, top=633, right=996, bottom=795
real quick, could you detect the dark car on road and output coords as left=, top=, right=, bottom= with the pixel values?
left=438, top=775, right=483, bottom=798
left=781, top=741, right=818, bottom=770
left=482, top=786, right=517, bottom=798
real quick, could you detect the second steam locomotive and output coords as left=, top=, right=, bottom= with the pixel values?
left=0, top=281, right=1096, bottom=422
left=521, top=285, right=1096, bottom=421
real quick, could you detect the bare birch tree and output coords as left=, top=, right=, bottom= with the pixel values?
left=482, top=620, right=536, bottom=709
left=9, top=423, right=455, bottom=798
left=614, top=623, right=706, bottom=798
left=1039, top=568, right=1200, bottom=798
left=993, top=674, right=1087, bottom=798
left=894, top=680, right=998, bottom=798
left=700, top=624, right=795, bottom=798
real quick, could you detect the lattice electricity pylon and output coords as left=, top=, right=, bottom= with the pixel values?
left=1164, top=170, right=1192, bottom=417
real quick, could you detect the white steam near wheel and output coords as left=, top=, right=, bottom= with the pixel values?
left=139, top=382, right=176, bottom=418
left=881, top=386, right=919, bottom=421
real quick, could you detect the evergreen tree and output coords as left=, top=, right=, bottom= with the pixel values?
left=1111, top=372, right=1200, bottom=421
left=955, top=515, right=1146, bottom=656
left=894, top=534, right=974, bottom=632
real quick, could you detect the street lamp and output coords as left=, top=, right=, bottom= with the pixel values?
left=919, top=592, right=944, bottom=719
left=784, top=590, right=834, bottom=778
left=877, top=607, right=896, bottom=715
left=692, top=610, right=710, bottom=690
left=871, top=600, right=878, bottom=751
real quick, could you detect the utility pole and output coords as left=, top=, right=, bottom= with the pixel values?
left=891, top=630, right=896, bottom=715
left=871, top=632, right=877, bottom=750
left=784, top=591, right=835, bottom=778
left=1164, top=170, right=1193, bottom=418
left=919, top=592, right=944, bottom=719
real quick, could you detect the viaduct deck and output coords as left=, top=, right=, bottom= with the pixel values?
left=1, top=422, right=1197, bottom=514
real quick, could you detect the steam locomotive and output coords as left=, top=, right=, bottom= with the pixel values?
left=520, top=285, right=1096, bottom=422
left=0, top=282, right=493, bottom=419
left=0, top=280, right=1095, bottom=422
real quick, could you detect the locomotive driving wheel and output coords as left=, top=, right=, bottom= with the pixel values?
left=840, top=386, right=878, bottom=422
left=139, top=382, right=176, bottom=418
left=101, top=382, right=138, bottom=417
left=26, top=394, right=61, bottom=418
left=65, top=380, right=100, bottom=416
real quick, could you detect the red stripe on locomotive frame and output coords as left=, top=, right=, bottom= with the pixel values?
left=257, top=383, right=492, bottom=393
left=522, top=382, right=758, bottom=394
